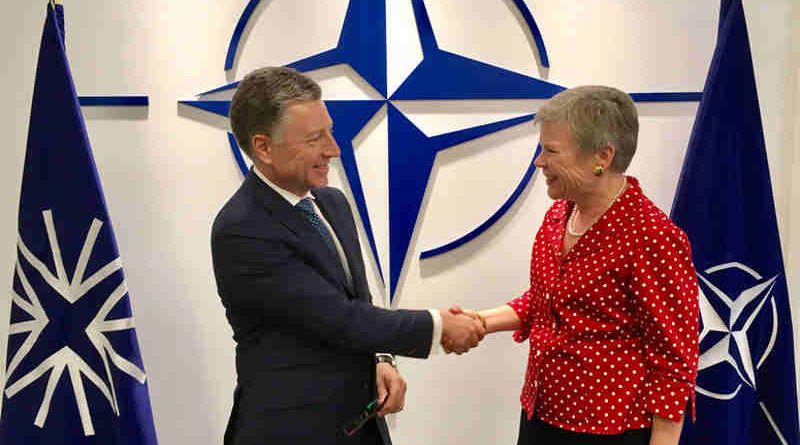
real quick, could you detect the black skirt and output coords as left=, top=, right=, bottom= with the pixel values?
left=516, top=412, right=650, bottom=445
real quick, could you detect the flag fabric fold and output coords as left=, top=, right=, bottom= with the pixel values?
left=1, top=3, right=158, bottom=444
left=671, top=1, right=800, bottom=444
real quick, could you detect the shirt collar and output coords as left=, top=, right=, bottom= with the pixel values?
left=252, top=166, right=312, bottom=206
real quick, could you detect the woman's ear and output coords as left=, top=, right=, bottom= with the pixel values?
left=595, top=143, right=617, bottom=170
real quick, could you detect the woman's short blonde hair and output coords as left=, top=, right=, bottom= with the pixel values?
left=535, top=85, right=638, bottom=172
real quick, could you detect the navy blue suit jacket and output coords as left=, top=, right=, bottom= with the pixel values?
left=211, top=171, right=433, bottom=445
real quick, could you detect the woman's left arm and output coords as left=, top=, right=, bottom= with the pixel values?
left=630, top=225, right=701, bottom=427
left=650, top=414, right=683, bottom=445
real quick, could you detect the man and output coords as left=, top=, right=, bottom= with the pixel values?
left=211, top=66, right=485, bottom=445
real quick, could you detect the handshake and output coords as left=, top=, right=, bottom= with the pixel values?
left=439, top=306, right=487, bottom=354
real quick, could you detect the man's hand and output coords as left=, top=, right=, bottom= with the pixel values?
left=440, top=308, right=486, bottom=354
left=448, top=305, right=487, bottom=330
left=376, top=362, right=406, bottom=416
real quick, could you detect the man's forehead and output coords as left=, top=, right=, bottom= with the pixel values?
left=284, top=99, right=328, bottom=117
left=282, top=100, right=331, bottom=128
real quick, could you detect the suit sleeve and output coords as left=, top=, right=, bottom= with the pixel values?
left=212, top=229, right=433, bottom=358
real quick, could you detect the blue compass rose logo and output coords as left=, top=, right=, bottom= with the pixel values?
left=179, top=0, right=700, bottom=302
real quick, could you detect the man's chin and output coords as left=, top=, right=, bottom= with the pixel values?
left=311, top=178, right=329, bottom=190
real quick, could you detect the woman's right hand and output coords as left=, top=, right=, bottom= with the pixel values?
left=449, top=304, right=523, bottom=334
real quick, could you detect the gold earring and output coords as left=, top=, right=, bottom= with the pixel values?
left=594, top=165, right=604, bottom=176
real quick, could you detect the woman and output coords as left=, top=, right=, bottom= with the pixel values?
left=454, top=86, right=699, bottom=445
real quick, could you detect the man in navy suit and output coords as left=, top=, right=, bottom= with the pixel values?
left=211, top=67, right=485, bottom=445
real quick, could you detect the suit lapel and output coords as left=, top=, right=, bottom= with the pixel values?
left=246, top=172, right=350, bottom=292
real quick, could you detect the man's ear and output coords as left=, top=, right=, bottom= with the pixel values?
left=250, top=134, right=273, bottom=166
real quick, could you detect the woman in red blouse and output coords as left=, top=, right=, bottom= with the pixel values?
left=453, top=86, right=699, bottom=445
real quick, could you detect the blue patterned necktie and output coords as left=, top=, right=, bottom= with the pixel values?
left=295, top=197, right=337, bottom=254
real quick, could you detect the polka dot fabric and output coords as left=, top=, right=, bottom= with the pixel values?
left=507, top=176, right=699, bottom=435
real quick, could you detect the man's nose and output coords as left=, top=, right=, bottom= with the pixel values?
left=321, top=131, right=340, bottom=157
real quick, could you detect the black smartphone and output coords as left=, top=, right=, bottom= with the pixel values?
left=342, top=398, right=386, bottom=437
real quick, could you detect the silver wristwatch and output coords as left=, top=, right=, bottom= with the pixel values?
left=375, top=353, right=397, bottom=369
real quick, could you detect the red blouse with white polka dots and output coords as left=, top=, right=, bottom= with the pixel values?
left=507, top=176, right=699, bottom=435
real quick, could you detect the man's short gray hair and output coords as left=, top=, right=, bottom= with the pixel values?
left=535, top=85, right=638, bottom=172
left=229, top=66, right=322, bottom=157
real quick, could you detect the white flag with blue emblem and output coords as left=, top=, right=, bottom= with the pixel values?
left=1, top=3, right=158, bottom=444
left=671, top=1, right=800, bottom=444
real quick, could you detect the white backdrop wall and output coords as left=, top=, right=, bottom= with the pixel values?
left=0, top=1, right=797, bottom=444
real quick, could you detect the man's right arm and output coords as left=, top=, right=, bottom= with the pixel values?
left=213, top=231, right=482, bottom=357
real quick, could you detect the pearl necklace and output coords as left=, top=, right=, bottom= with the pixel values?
left=566, top=177, right=627, bottom=237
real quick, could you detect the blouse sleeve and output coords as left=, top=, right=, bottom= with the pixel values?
left=508, top=289, right=534, bottom=342
left=508, top=203, right=559, bottom=343
left=630, top=224, right=700, bottom=422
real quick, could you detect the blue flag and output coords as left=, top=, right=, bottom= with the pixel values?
left=1, top=4, right=158, bottom=444
left=671, top=1, right=800, bottom=444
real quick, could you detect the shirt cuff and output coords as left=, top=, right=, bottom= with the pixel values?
left=427, top=309, right=444, bottom=356
left=642, top=373, right=696, bottom=422
left=507, top=303, right=530, bottom=343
